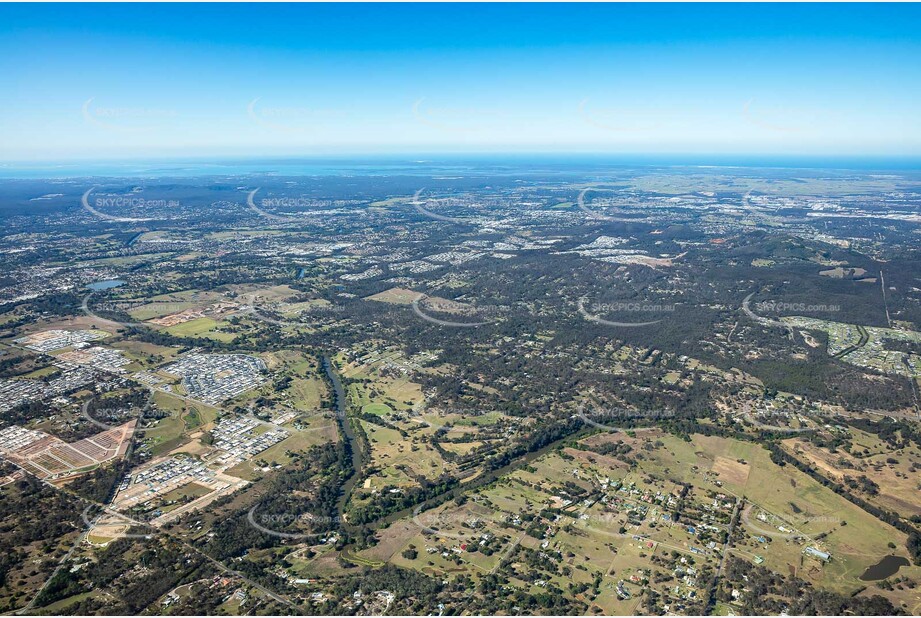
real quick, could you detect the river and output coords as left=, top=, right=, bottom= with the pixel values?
left=322, top=356, right=366, bottom=528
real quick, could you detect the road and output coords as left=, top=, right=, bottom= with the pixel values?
left=19, top=515, right=95, bottom=614
left=704, top=497, right=741, bottom=613
left=880, top=270, right=892, bottom=328
left=716, top=498, right=741, bottom=579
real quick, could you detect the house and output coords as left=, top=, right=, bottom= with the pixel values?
left=803, top=546, right=831, bottom=562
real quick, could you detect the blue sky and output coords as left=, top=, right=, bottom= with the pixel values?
left=1, top=3, right=920, bottom=161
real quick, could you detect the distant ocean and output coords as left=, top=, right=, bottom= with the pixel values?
left=1, top=154, right=919, bottom=179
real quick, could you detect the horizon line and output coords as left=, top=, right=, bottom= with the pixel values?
left=4, top=151, right=921, bottom=165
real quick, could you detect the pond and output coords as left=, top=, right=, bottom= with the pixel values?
left=86, top=279, right=125, bottom=291
left=859, top=555, right=910, bottom=581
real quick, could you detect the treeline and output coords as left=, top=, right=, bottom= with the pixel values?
left=201, top=441, right=351, bottom=561
left=484, top=417, right=585, bottom=471
left=647, top=414, right=921, bottom=566
left=348, top=419, right=587, bottom=528
left=347, top=476, right=459, bottom=526
left=37, top=535, right=211, bottom=614
left=0, top=476, right=83, bottom=605
left=768, top=443, right=921, bottom=564
left=843, top=416, right=921, bottom=450
left=68, top=457, right=135, bottom=504
left=316, top=564, right=451, bottom=615
left=720, top=555, right=902, bottom=615
left=126, top=325, right=237, bottom=352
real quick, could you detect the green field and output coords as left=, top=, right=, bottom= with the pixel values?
left=607, top=430, right=920, bottom=593
left=128, top=301, right=199, bottom=320
left=362, top=403, right=393, bottom=416
left=225, top=417, right=338, bottom=480
left=161, top=481, right=213, bottom=503
left=164, top=317, right=236, bottom=342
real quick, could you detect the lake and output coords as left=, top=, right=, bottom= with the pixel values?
left=859, top=555, right=910, bottom=581
left=86, top=279, right=125, bottom=291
